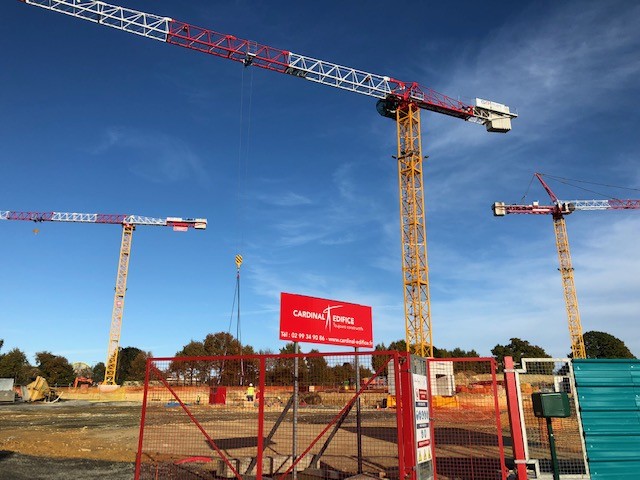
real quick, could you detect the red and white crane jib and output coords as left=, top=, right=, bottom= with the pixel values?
left=494, top=172, right=640, bottom=216
left=567, top=199, right=640, bottom=211
left=0, top=210, right=207, bottom=230
left=492, top=199, right=640, bottom=217
left=20, top=0, right=517, bottom=131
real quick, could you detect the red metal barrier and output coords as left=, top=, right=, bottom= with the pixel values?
left=428, top=357, right=509, bottom=480
left=504, top=356, right=528, bottom=479
left=134, top=351, right=411, bottom=480
left=134, top=353, right=512, bottom=480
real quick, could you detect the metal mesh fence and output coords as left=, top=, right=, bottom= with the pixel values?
left=517, top=358, right=589, bottom=479
left=428, top=358, right=508, bottom=480
left=135, top=351, right=404, bottom=480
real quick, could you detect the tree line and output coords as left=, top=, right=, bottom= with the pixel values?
left=168, top=335, right=375, bottom=387
left=0, top=330, right=634, bottom=387
left=0, top=338, right=151, bottom=386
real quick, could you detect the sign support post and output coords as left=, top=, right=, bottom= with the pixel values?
left=279, top=291, right=373, bottom=478
left=293, top=341, right=299, bottom=480
left=355, top=347, right=363, bottom=474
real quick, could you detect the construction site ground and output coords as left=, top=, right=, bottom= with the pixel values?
left=1, top=383, right=582, bottom=480
left=0, top=400, right=138, bottom=479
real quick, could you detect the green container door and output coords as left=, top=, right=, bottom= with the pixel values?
left=573, top=359, right=640, bottom=479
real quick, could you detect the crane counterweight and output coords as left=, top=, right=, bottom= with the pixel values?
left=475, top=98, right=514, bottom=132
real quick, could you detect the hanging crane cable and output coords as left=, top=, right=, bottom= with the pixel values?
left=235, top=254, right=244, bottom=385
left=240, top=64, right=255, bottom=240
left=231, top=62, right=254, bottom=386
left=519, top=174, right=537, bottom=203
left=221, top=254, right=244, bottom=385
left=235, top=62, right=255, bottom=254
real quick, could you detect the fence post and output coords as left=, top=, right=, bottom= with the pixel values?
left=134, top=357, right=152, bottom=479
left=292, top=342, right=299, bottom=480
left=426, top=358, right=436, bottom=480
left=398, top=352, right=417, bottom=480
left=355, top=348, right=363, bottom=474
left=257, top=356, right=266, bottom=480
left=504, top=356, right=528, bottom=479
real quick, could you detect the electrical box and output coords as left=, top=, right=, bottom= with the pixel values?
left=531, top=392, right=571, bottom=418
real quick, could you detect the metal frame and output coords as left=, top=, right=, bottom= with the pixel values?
left=22, top=0, right=518, bottom=126
left=23, top=0, right=170, bottom=41
left=516, top=358, right=591, bottom=479
left=104, top=224, right=134, bottom=385
left=429, top=357, right=508, bottom=480
left=566, top=199, right=640, bottom=210
left=135, top=351, right=411, bottom=480
left=397, top=105, right=432, bottom=358
left=552, top=218, right=586, bottom=359
left=0, top=210, right=206, bottom=228
left=504, top=357, right=529, bottom=480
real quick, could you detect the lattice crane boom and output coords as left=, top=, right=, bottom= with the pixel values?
left=492, top=174, right=640, bottom=359
left=21, top=0, right=517, bottom=358
left=19, top=0, right=517, bottom=131
left=2, top=209, right=207, bottom=385
left=0, top=210, right=207, bottom=228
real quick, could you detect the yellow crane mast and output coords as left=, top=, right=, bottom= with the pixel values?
left=396, top=105, right=431, bottom=356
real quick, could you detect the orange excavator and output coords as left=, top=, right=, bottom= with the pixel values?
left=73, top=376, right=94, bottom=389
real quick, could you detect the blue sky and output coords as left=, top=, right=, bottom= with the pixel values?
left=2, top=0, right=639, bottom=367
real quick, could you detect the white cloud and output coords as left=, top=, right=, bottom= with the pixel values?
left=430, top=214, right=640, bottom=357
left=257, top=191, right=313, bottom=207
left=426, top=1, right=640, bottom=153
left=90, top=127, right=211, bottom=185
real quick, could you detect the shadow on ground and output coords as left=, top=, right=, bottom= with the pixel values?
left=0, top=450, right=134, bottom=480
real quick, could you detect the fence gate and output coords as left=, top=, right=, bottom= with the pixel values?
left=427, top=357, right=509, bottom=480
left=134, top=351, right=412, bottom=480
left=513, top=358, right=589, bottom=479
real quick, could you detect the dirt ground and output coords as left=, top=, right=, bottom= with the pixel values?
left=0, top=400, right=139, bottom=479
left=0, top=397, right=400, bottom=480
left=0, top=394, right=521, bottom=480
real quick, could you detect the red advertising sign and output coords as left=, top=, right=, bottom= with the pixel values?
left=280, top=292, right=373, bottom=348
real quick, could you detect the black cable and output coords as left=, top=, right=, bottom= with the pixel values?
left=520, top=173, right=537, bottom=203
left=541, top=173, right=640, bottom=199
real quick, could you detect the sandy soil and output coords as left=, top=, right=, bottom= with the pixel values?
left=0, top=394, right=528, bottom=480
left=0, top=400, right=139, bottom=479
left=0, top=398, right=399, bottom=479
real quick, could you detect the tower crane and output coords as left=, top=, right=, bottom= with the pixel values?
left=492, top=173, right=640, bottom=358
left=19, top=0, right=518, bottom=358
left=1, top=210, right=207, bottom=385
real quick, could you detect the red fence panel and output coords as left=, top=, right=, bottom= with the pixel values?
left=428, top=357, right=508, bottom=480
left=134, top=351, right=411, bottom=480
